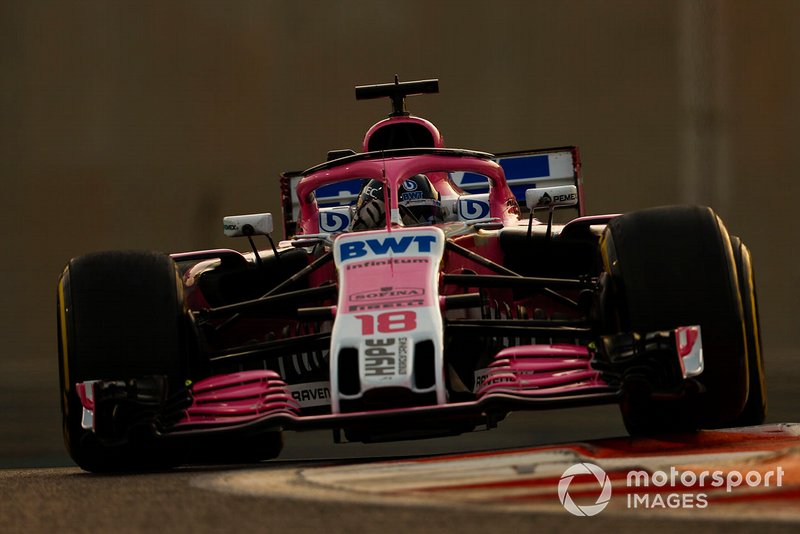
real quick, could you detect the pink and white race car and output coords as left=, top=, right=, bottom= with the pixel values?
left=57, top=78, right=766, bottom=471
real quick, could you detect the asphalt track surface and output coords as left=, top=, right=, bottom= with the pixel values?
left=1, top=348, right=798, bottom=534
left=3, top=419, right=800, bottom=533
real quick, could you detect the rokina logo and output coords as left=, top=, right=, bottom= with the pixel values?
left=558, top=463, right=613, bottom=517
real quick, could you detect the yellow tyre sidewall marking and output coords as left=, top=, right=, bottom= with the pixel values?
left=58, top=276, right=70, bottom=406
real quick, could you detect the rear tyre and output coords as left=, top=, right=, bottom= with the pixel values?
left=601, top=206, right=749, bottom=435
left=728, top=236, right=767, bottom=426
left=58, top=251, right=189, bottom=472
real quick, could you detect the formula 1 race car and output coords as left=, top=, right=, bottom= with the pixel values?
left=57, top=78, right=766, bottom=472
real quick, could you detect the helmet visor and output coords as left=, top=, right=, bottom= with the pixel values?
left=399, top=198, right=443, bottom=226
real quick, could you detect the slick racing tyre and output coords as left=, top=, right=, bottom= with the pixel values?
left=57, top=250, right=189, bottom=472
left=601, top=206, right=751, bottom=435
left=728, top=236, right=767, bottom=426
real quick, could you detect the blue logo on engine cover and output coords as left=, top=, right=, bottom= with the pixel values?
left=320, top=210, right=350, bottom=233
left=459, top=198, right=490, bottom=220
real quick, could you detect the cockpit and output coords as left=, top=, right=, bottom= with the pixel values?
left=350, top=174, right=446, bottom=231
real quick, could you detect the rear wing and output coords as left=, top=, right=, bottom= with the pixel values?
left=278, top=146, right=582, bottom=239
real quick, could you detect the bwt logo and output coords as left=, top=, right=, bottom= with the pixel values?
left=320, top=211, right=350, bottom=233
left=340, top=235, right=437, bottom=260
left=402, top=179, right=418, bottom=191
left=558, top=463, right=612, bottom=517
left=459, top=198, right=490, bottom=220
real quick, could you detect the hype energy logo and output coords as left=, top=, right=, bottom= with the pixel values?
left=558, top=463, right=612, bottom=517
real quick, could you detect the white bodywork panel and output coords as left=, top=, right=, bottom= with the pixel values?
left=329, top=228, right=446, bottom=413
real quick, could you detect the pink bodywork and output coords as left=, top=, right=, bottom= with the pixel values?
left=476, top=344, right=607, bottom=398
left=361, top=116, right=444, bottom=151
left=340, top=255, right=435, bottom=314
left=295, top=154, right=519, bottom=235
left=170, top=344, right=610, bottom=429
left=175, top=370, right=300, bottom=428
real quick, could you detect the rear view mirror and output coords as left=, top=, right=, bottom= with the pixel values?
left=223, top=213, right=274, bottom=237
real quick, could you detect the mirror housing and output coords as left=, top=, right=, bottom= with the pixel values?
left=223, top=213, right=274, bottom=237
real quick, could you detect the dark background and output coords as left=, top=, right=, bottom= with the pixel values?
left=1, top=0, right=798, bottom=466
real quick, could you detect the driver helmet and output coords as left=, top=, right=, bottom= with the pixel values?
left=397, top=174, right=444, bottom=226
left=351, top=175, right=444, bottom=230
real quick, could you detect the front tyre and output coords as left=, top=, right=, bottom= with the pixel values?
left=601, top=206, right=751, bottom=434
left=58, top=251, right=189, bottom=472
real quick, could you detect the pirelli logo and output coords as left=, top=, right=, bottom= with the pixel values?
left=348, top=286, right=425, bottom=312
left=349, top=300, right=424, bottom=312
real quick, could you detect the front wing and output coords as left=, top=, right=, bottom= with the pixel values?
left=76, top=326, right=703, bottom=444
